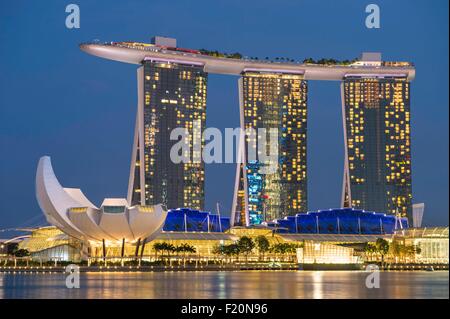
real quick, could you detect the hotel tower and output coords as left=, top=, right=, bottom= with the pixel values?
left=127, top=37, right=208, bottom=210
left=80, top=40, right=415, bottom=224
left=341, top=53, right=413, bottom=219
left=231, top=71, right=308, bottom=226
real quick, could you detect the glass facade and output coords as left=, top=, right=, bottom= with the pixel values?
left=162, top=208, right=408, bottom=235
left=234, top=71, right=308, bottom=225
left=18, top=227, right=82, bottom=262
left=233, top=163, right=248, bottom=226
left=130, top=61, right=207, bottom=210
left=103, top=206, right=126, bottom=213
left=342, top=76, right=412, bottom=219
left=395, top=227, right=449, bottom=264
left=299, top=241, right=361, bottom=264
left=163, top=208, right=231, bottom=232
left=273, top=208, right=408, bottom=235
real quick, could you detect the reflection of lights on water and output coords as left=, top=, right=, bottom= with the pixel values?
left=217, top=272, right=226, bottom=299
left=312, top=271, right=323, bottom=299
left=0, top=274, right=4, bottom=299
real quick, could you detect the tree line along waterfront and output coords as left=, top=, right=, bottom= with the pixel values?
left=1, top=235, right=438, bottom=271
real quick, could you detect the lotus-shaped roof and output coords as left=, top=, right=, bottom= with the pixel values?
left=36, top=156, right=167, bottom=244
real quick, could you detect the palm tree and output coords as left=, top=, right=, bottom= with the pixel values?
left=166, top=243, right=176, bottom=256
left=286, top=243, right=299, bottom=262
left=255, top=236, right=270, bottom=261
left=303, top=57, right=315, bottom=64
left=402, top=245, right=420, bottom=263
left=176, top=243, right=196, bottom=255
left=13, top=249, right=30, bottom=258
left=363, top=242, right=376, bottom=262
left=224, top=244, right=240, bottom=262
left=155, top=242, right=176, bottom=263
left=270, top=243, right=280, bottom=260
left=375, top=238, right=390, bottom=266
left=271, top=243, right=292, bottom=261
left=212, top=244, right=224, bottom=256
left=153, top=242, right=164, bottom=261
left=237, top=236, right=255, bottom=263
left=389, top=240, right=401, bottom=263
left=388, top=240, right=418, bottom=263
left=176, top=243, right=196, bottom=265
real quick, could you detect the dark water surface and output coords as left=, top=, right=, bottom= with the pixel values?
left=1, top=271, right=448, bottom=299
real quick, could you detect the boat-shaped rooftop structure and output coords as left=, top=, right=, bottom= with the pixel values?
left=80, top=41, right=415, bottom=81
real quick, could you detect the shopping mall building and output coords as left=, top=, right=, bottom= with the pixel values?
left=13, top=208, right=448, bottom=266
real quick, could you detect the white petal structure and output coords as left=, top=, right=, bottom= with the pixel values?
left=36, top=156, right=167, bottom=244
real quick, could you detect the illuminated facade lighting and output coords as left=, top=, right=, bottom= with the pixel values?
left=341, top=74, right=412, bottom=219
left=232, top=71, right=308, bottom=226
left=128, top=61, right=207, bottom=210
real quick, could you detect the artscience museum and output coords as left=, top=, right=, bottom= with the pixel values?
left=36, top=156, right=168, bottom=255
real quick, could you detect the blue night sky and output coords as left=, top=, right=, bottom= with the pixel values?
left=0, top=0, right=448, bottom=230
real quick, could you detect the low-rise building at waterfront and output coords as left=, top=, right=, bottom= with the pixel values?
left=17, top=226, right=83, bottom=263
left=10, top=223, right=447, bottom=266
left=393, top=227, right=449, bottom=264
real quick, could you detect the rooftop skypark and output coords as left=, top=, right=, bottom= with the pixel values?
left=81, top=40, right=413, bottom=69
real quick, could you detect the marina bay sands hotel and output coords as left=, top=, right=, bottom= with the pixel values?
left=80, top=36, right=415, bottom=227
